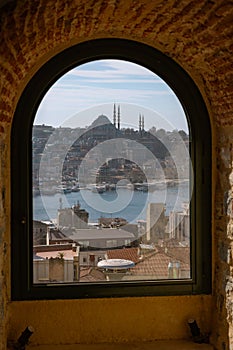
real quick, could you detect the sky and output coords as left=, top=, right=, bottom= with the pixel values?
left=34, top=59, right=188, bottom=132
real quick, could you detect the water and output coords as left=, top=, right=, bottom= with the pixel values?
left=33, top=182, right=189, bottom=224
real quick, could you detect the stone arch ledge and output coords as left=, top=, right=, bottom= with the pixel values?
left=19, top=341, right=214, bottom=350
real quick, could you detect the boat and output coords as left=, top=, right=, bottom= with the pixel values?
left=126, top=183, right=134, bottom=190
left=91, top=185, right=106, bottom=193
left=71, top=185, right=80, bottom=192
left=134, top=183, right=148, bottom=192
left=109, top=184, right=116, bottom=191
left=56, top=185, right=72, bottom=194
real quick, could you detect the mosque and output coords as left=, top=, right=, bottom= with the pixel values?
left=78, top=103, right=168, bottom=160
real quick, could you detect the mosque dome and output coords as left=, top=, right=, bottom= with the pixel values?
left=90, top=114, right=112, bottom=128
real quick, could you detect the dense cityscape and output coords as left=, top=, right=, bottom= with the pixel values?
left=32, top=104, right=191, bottom=284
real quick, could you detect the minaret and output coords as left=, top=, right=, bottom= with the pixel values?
left=117, top=105, right=120, bottom=130
left=113, top=103, right=116, bottom=127
left=142, top=115, right=144, bottom=131
left=139, top=113, right=142, bottom=132
left=59, top=197, right=63, bottom=210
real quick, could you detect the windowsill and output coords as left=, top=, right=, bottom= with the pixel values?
left=26, top=340, right=214, bottom=350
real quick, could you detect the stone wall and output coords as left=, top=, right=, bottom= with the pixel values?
left=0, top=1, right=233, bottom=349
left=214, top=126, right=233, bottom=350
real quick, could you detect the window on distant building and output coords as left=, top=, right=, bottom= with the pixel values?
left=11, top=39, right=211, bottom=300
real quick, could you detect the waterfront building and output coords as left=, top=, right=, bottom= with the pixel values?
left=167, top=202, right=190, bottom=243
left=57, top=202, right=89, bottom=229
left=146, top=203, right=168, bottom=243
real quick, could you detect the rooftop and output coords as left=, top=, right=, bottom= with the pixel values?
left=67, top=228, right=136, bottom=240
left=107, top=247, right=140, bottom=263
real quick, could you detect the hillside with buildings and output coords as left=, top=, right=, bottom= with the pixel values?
left=32, top=104, right=189, bottom=195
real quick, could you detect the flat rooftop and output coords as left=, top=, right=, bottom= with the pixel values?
left=67, top=228, right=135, bottom=240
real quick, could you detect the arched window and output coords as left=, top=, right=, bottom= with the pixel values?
left=11, top=39, right=211, bottom=300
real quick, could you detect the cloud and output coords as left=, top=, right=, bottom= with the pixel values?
left=66, top=59, right=163, bottom=81
left=56, top=79, right=165, bottom=85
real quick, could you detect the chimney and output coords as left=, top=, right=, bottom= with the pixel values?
left=168, top=261, right=181, bottom=279
left=46, top=227, right=50, bottom=245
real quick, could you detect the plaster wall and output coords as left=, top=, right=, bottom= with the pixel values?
left=8, top=296, right=212, bottom=346
left=0, top=1, right=233, bottom=349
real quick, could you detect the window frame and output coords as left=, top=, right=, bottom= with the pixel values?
left=11, top=38, right=211, bottom=300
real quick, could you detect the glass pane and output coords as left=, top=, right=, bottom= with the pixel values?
left=32, top=60, right=192, bottom=284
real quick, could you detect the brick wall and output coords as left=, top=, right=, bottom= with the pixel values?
left=0, top=1, right=233, bottom=349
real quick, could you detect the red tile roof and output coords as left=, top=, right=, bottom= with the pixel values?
left=131, top=251, right=190, bottom=279
left=79, top=267, right=106, bottom=282
left=131, top=252, right=171, bottom=279
left=106, top=247, right=140, bottom=263
left=167, top=247, right=190, bottom=265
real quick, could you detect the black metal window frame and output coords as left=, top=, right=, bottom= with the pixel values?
left=11, top=39, right=211, bottom=300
